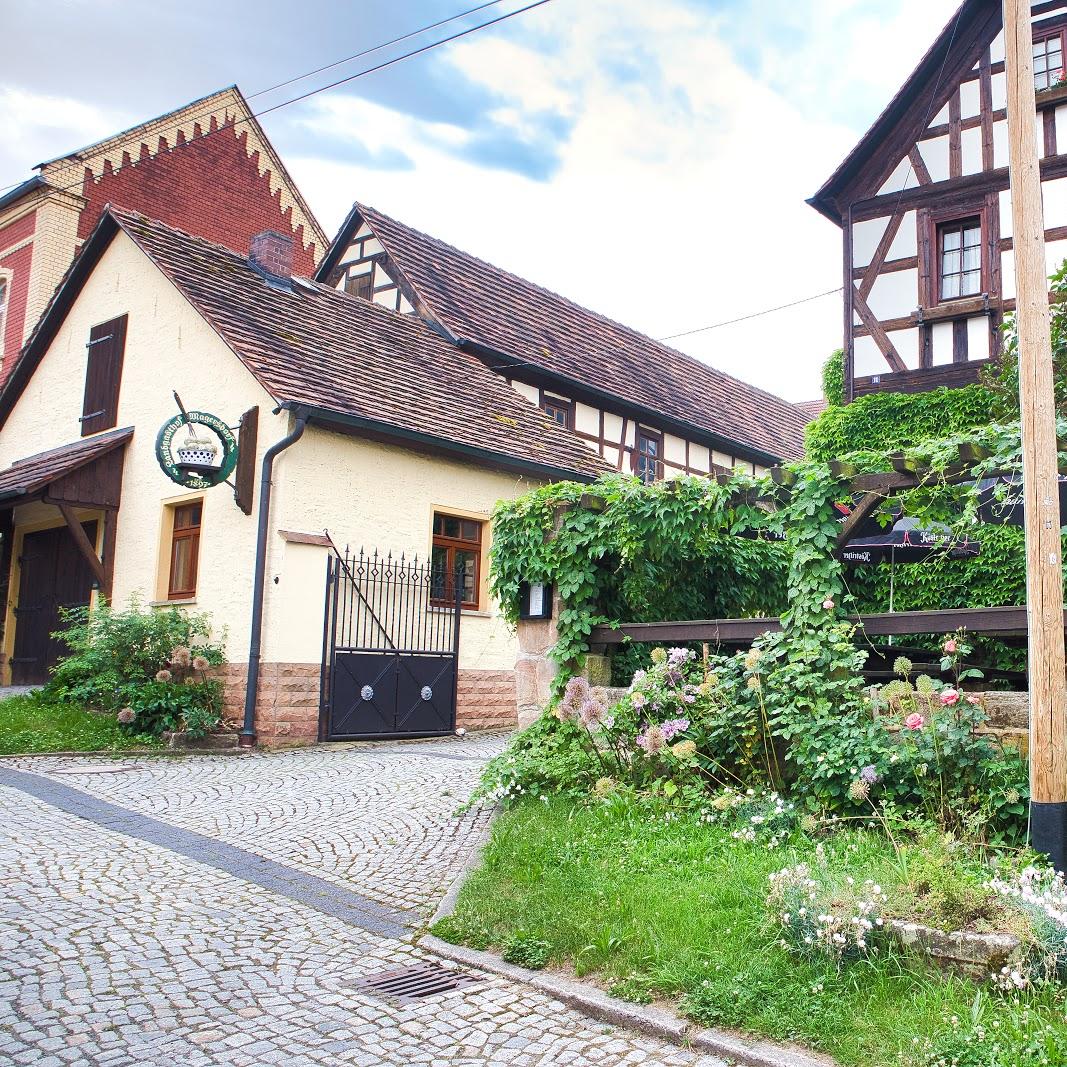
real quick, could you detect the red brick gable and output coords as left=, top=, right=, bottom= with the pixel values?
left=74, top=116, right=318, bottom=276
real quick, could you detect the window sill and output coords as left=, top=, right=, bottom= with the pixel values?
left=914, top=296, right=994, bottom=324
left=1037, top=83, right=1067, bottom=109
left=428, top=605, right=493, bottom=619
left=150, top=598, right=198, bottom=607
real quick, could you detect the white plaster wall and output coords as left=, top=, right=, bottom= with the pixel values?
left=1046, top=238, right=1067, bottom=278
left=867, top=268, right=918, bottom=321
left=1045, top=177, right=1067, bottom=229
left=663, top=433, right=686, bottom=467
left=931, top=321, right=954, bottom=366
left=711, top=450, right=733, bottom=470
left=993, top=120, right=1009, bottom=169
left=930, top=103, right=951, bottom=128
left=852, top=216, right=890, bottom=269
left=852, top=335, right=885, bottom=376
left=918, top=136, right=950, bottom=183
left=689, top=443, right=710, bottom=474
left=1002, top=248, right=1017, bottom=300
left=961, top=126, right=983, bottom=175
left=602, top=445, right=620, bottom=468
left=960, top=80, right=981, bottom=120
left=877, top=156, right=920, bottom=196
left=888, top=211, right=918, bottom=260
left=602, top=411, right=623, bottom=445
left=1000, top=190, right=1014, bottom=239
left=574, top=402, right=599, bottom=436
left=510, top=380, right=539, bottom=404
left=968, top=316, right=991, bottom=361
left=1057, top=106, right=1067, bottom=153
left=0, top=231, right=284, bottom=666
left=894, top=326, right=920, bottom=370
left=267, top=425, right=545, bottom=670
left=991, top=69, right=1007, bottom=111
left=991, top=31, right=1005, bottom=65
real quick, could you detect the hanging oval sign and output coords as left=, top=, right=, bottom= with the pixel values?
left=155, top=411, right=238, bottom=489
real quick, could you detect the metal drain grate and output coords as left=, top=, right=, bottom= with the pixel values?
left=353, top=963, right=482, bottom=1002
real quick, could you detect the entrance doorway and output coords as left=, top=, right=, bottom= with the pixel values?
left=11, top=522, right=98, bottom=685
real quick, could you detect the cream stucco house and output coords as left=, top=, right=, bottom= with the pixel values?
left=0, top=203, right=808, bottom=745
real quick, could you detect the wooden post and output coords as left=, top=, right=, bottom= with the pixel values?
left=1004, top=0, right=1067, bottom=870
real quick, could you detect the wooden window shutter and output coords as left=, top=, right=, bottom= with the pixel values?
left=80, top=315, right=128, bottom=437
left=234, top=406, right=259, bottom=515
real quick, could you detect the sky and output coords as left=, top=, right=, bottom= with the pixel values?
left=0, top=0, right=961, bottom=402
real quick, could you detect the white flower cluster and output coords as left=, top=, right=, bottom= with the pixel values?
left=767, top=863, right=886, bottom=963
left=986, top=865, right=1067, bottom=990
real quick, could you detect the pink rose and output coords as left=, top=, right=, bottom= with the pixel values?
left=966, top=695, right=982, bottom=706
left=943, top=639, right=957, bottom=654
left=822, top=598, right=835, bottom=611
left=904, top=712, right=925, bottom=730
left=940, top=689, right=960, bottom=707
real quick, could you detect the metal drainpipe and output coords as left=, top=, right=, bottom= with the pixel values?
left=240, top=409, right=309, bottom=747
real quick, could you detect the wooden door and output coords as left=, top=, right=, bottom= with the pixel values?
left=11, top=522, right=98, bottom=685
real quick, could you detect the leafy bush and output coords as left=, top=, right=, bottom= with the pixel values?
left=501, top=934, right=552, bottom=969
left=46, top=596, right=226, bottom=738
left=805, top=384, right=998, bottom=461
left=822, top=347, right=845, bottom=407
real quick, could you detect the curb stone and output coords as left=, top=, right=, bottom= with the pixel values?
left=420, top=805, right=836, bottom=1067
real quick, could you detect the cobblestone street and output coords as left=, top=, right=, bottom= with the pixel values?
left=0, top=737, right=725, bottom=1066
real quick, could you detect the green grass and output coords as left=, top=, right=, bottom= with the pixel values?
left=0, top=693, right=162, bottom=754
left=434, top=799, right=1067, bottom=1067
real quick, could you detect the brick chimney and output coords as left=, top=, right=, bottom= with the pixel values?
left=249, top=230, right=293, bottom=286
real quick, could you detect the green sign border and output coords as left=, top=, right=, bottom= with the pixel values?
left=155, top=410, right=238, bottom=490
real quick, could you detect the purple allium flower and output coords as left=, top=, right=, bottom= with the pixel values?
left=683, top=694, right=696, bottom=704
left=116, top=708, right=136, bottom=724
left=636, top=725, right=666, bottom=755
left=563, top=675, right=590, bottom=710
left=660, top=718, right=690, bottom=741
left=859, top=765, right=879, bottom=785
left=579, top=698, right=606, bottom=727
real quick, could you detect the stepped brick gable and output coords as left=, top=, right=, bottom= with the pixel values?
left=0, top=86, right=326, bottom=387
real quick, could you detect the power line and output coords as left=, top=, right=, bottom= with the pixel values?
left=0, top=0, right=553, bottom=199
left=657, top=286, right=842, bottom=341
left=245, top=0, right=506, bottom=101
left=256, top=0, right=553, bottom=116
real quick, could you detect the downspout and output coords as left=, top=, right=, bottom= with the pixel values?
left=240, top=408, right=309, bottom=748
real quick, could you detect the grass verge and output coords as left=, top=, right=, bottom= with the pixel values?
left=432, top=798, right=1067, bottom=1067
left=0, top=693, right=161, bottom=754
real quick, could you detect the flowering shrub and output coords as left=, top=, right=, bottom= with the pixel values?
left=767, top=852, right=887, bottom=966
left=704, top=787, right=798, bottom=848
left=46, top=596, right=226, bottom=738
left=987, top=866, right=1067, bottom=990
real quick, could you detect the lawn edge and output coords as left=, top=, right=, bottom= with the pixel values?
left=420, top=810, right=837, bottom=1067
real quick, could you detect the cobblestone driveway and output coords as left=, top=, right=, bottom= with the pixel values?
left=0, top=737, right=724, bottom=1066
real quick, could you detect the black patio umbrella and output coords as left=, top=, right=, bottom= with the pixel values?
left=975, top=474, right=1067, bottom=527
left=839, top=514, right=980, bottom=617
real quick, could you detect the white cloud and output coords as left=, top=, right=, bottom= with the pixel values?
left=283, top=0, right=873, bottom=401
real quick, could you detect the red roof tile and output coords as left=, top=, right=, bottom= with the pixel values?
left=348, top=203, right=809, bottom=461
left=111, top=211, right=608, bottom=482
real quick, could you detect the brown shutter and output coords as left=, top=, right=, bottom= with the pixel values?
left=80, top=315, right=127, bottom=437
left=234, top=406, right=259, bottom=515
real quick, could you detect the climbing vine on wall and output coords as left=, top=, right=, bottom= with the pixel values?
left=491, top=420, right=1059, bottom=697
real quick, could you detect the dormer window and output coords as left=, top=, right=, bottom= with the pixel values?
left=1035, top=30, right=1065, bottom=90
left=937, top=219, right=982, bottom=301
left=541, top=395, right=573, bottom=429
left=343, top=267, right=374, bottom=301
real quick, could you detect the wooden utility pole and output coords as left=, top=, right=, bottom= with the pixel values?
left=1004, top=0, right=1067, bottom=870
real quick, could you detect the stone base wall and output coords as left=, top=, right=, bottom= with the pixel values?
left=212, top=661, right=321, bottom=747
left=213, top=662, right=515, bottom=745
left=457, top=670, right=517, bottom=732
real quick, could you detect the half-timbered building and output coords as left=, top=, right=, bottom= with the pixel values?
left=316, top=203, right=809, bottom=478
left=810, top=0, right=1067, bottom=400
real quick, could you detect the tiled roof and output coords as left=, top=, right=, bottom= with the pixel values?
left=0, top=427, right=133, bottom=501
left=347, top=203, right=809, bottom=462
left=111, top=211, right=608, bottom=482
left=796, top=399, right=827, bottom=420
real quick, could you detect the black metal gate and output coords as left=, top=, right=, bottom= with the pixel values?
left=320, top=549, right=462, bottom=740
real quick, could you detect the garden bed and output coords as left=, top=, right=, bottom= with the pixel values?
left=434, top=798, right=1067, bottom=1067
left=0, top=693, right=162, bottom=755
